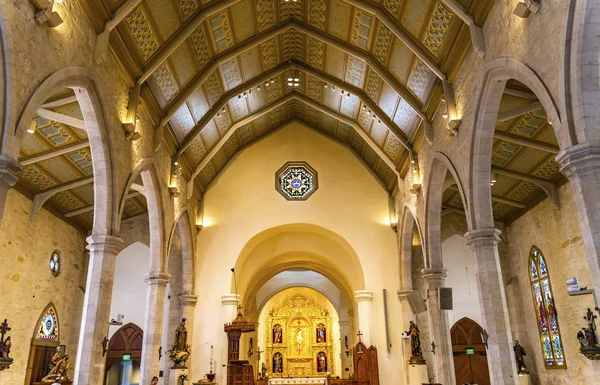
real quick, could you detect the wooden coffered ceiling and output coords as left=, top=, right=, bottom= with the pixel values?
left=442, top=80, right=566, bottom=225
left=81, top=0, right=494, bottom=194
left=16, top=88, right=148, bottom=230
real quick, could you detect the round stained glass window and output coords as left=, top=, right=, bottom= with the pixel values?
left=49, top=250, right=60, bottom=277
left=275, top=162, right=318, bottom=201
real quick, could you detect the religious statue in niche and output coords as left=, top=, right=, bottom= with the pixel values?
left=316, top=323, right=326, bottom=343
left=513, top=340, right=529, bottom=374
left=41, top=354, right=72, bottom=383
left=577, top=308, right=600, bottom=360
left=272, top=352, right=283, bottom=373
left=405, top=321, right=426, bottom=365
left=273, top=324, right=283, bottom=344
left=49, top=346, right=66, bottom=374
left=261, top=362, right=268, bottom=379
left=169, top=318, right=191, bottom=368
left=0, top=319, right=13, bottom=371
left=317, top=352, right=327, bottom=373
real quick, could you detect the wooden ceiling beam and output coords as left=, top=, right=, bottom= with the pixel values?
left=185, top=92, right=402, bottom=199
left=94, top=0, right=145, bottom=63
left=496, top=101, right=543, bottom=122
left=340, top=0, right=459, bottom=121
left=491, top=166, right=560, bottom=208
left=294, top=60, right=414, bottom=157
left=20, top=140, right=90, bottom=166
left=439, top=0, right=485, bottom=55
left=504, top=86, right=538, bottom=101
left=30, top=177, right=94, bottom=221
left=448, top=185, right=526, bottom=208
left=64, top=191, right=141, bottom=218
left=494, top=131, right=560, bottom=154
left=36, top=109, right=87, bottom=130
left=162, top=21, right=295, bottom=130
left=41, top=95, right=78, bottom=109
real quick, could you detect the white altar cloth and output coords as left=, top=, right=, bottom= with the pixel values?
left=268, top=378, right=327, bottom=385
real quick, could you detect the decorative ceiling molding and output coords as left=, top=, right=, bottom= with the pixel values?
left=496, top=101, right=543, bottom=122
left=64, top=191, right=141, bottom=218
left=491, top=166, right=559, bottom=208
left=439, top=0, right=485, bottom=55
left=448, top=185, right=526, bottom=209
left=36, top=109, right=86, bottom=130
left=94, top=0, right=145, bottom=63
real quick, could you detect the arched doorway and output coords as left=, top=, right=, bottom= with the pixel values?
left=451, top=318, right=490, bottom=385
left=104, top=323, right=144, bottom=385
left=24, top=303, right=62, bottom=385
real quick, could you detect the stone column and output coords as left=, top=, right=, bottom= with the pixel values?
left=339, top=319, right=352, bottom=377
left=139, top=271, right=170, bottom=385
left=354, top=290, right=373, bottom=346
left=557, top=142, right=600, bottom=304
left=179, top=294, right=197, bottom=374
left=421, top=267, right=454, bottom=385
left=74, top=235, right=123, bottom=385
left=465, top=228, right=517, bottom=385
left=0, top=155, right=20, bottom=228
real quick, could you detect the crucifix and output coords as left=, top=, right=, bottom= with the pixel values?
left=0, top=320, right=10, bottom=344
left=356, top=331, right=363, bottom=343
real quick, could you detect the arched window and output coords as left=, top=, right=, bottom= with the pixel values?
left=529, top=246, right=566, bottom=368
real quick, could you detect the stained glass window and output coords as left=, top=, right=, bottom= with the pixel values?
left=49, top=250, right=60, bottom=277
left=529, top=246, right=566, bottom=368
left=36, top=304, right=59, bottom=341
left=275, top=162, right=318, bottom=201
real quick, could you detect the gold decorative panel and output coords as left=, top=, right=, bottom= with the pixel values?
left=265, top=295, right=333, bottom=378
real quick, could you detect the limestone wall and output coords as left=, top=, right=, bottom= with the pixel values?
left=0, top=189, right=87, bottom=383
left=502, top=184, right=600, bottom=383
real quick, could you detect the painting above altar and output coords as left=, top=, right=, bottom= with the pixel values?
left=265, top=295, right=334, bottom=378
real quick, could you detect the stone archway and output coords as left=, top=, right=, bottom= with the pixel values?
left=104, top=323, right=144, bottom=385
left=450, top=318, right=490, bottom=385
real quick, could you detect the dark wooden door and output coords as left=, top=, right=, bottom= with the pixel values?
left=451, top=318, right=490, bottom=385
left=30, top=345, right=56, bottom=383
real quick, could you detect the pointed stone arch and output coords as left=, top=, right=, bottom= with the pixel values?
left=24, top=303, right=61, bottom=384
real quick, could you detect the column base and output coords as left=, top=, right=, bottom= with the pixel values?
left=169, top=368, right=189, bottom=385
left=408, top=364, right=428, bottom=385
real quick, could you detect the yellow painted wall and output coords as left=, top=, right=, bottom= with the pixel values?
left=192, top=122, right=403, bottom=384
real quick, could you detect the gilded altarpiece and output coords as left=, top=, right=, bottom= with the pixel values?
left=266, top=296, right=333, bottom=378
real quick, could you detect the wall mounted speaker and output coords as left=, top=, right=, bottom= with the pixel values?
left=438, top=287, right=453, bottom=310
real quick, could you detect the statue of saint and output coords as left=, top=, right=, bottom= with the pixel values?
left=174, top=318, right=188, bottom=352
left=296, top=328, right=303, bottom=346
left=41, top=355, right=72, bottom=383
left=317, top=352, right=327, bottom=372
left=273, top=353, right=283, bottom=373
left=261, top=362, right=267, bottom=379
left=0, top=336, right=10, bottom=358
left=316, top=324, right=326, bottom=343
left=405, top=321, right=425, bottom=364
left=513, top=340, right=529, bottom=374
left=273, top=324, right=282, bottom=344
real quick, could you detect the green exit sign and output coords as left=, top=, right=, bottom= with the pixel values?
left=465, top=347, right=475, bottom=355
left=122, top=354, right=131, bottom=361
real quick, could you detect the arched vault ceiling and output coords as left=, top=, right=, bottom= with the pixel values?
left=83, top=0, right=494, bottom=191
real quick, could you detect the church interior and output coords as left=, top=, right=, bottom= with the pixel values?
left=1, top=1, right=600, bottom=385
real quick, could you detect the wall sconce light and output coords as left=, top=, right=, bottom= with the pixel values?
left=388, top=197, right=398, bottom=231
left=27, top=121, right=37, bottom=134
left=513, top=0, right=541, bottom=18
left=169, top=186, right=180, bottom=199
left=196, top=198, right=204, bottom=231
left=448, top=119, right=461, bottom=136
left=32, top=0, right=63, bottom=27
left=410, top=159, right=422, bottom=194
left=490, top=172, right=498, bottom=187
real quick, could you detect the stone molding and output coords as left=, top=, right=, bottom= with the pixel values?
left=221, top=293, right=241, bottom=306
left=464, top=227, right=501, bottom=248
left=178, top=294, right=198, bottom=306
left=85, top=234, right=123, bottom=254
left=354, top=290, right=374, bottom=301
left=145, top=271, right=171, bottom=285
left=0, top=155, right=20, bottom=187
left=421, top=266, right=447, bottom=281
left=556, top=141, right=600, bottom=178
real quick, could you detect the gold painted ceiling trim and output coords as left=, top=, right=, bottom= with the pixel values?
left=438, top=0, right=485, bottom=55
left=30, top=177, right=94, bottom=221
left=493, top=131, right=559, bottom=154
left=448, top=185, right=526, bottom=209
left=491, top=166, right=559, bottom=208
left=185, top=92, right=402, bottom=200
left=64, top=191, right=141, bottom=218
left=20, top=140, right=90, bottom=166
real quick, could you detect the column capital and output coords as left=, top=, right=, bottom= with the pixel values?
left=347, top=309, right=354, bottom=318
left=0, top=155, right=21, bottom=187
left=421, top=267, right=447, bottom=281
left=85, top=234, right=123, bottom=254
left=354, top=290, right=374, bottom=302
left=178, top=294, right=198, bottom=306
left=144, top=271, right=170, bottom=285
left=556, top=141, right=600, bottom=178
left=464, top=228, right=501, bottom=248
left=221, top=294, right=240, bottom=306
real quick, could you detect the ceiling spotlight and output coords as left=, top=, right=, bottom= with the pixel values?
left=243, top=92, right=248, bottom=98
left=324, top=84, right=328, bottom=88
left=257, top=84, right=261, bottom=91
left=442, top=111, right=448, bottom=119
left=362, top=105, right=367, bottom=110
left=217, top=112, right=221, bottom=117
left=294, top=82, right=299, bottom=87
left=249, top=89, right=252, bottom=95
left=346, top=92, right=350, bottom=98
left=377, top=118, right=381, bottom=124
left=288, top=82, right=293, bottom=86
left=490, top=172, right=498, bottom=186
left=287, top=77, right=293, bottom=82
left=238, top=94, right=242, bottom=100
left=27, top=121, right=36, bottom=134
left=270, top=79, right=275, bottom=84
left=174, top=160, right=179, bottom=166
left=340, top=89, right=344, bottom=95
left=331, top=86, right=335, bottom=92
left=294, top=77, right=299, bottom=82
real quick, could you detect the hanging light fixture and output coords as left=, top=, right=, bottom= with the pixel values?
left=27, top=121, right=36, bottom=134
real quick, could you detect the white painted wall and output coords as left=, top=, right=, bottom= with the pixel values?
left=442, top=234, right=482, bottom=327
left=108, top=242, right=149, bottom=338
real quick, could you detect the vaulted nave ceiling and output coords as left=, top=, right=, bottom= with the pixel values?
left=82, top=0, right=493, bottom=194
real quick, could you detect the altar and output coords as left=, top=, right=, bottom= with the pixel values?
left=268, top=378, right=327, bottom=385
